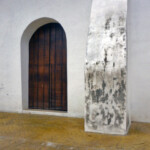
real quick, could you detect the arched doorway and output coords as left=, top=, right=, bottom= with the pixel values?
left=29, top=23, right=67, bottom=111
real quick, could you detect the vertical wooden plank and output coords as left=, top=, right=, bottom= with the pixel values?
left=63, top=29, right=67, bottom=110
left=62, top=29, right=67, bottom=111
left=38, top=29, right=45, bottom=109
left=62, top=25, right=67, bottom=111
left=49, top=25, right=51, bottom=109
left=55, top=24, right=62, bottom=109
left=29, top=36, right=34, bottom=108
left=34, top=32, right=39, bottom=108
left=50, top=24, right=56, bottom=109
left=60, top=25, right=63, bottom=110
left=43, top=26, right=50, bottom=109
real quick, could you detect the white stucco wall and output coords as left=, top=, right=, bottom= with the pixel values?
left=128, top=0, right=150, bottom=123
left=85, top=0, right=129, bottom=135
left=1, top=0, right=150, bottom=123
left=0, top=0, right=92, bottom=117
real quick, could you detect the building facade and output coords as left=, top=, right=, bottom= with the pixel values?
left=0, top=0, right=150, bottom=134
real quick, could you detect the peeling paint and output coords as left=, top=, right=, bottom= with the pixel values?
left=85, top=0, right=130, bottom=135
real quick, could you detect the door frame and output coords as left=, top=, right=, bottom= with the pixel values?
left=21, top=18, right=68, bottom=113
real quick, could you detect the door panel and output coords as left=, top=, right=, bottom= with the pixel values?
left=29, top=23, right=67, bottom=111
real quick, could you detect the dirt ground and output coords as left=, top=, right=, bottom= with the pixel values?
left=0, top=112, right=150, bottom=150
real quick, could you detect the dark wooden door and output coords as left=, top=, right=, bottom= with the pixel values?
left=29, top=23, right=67, bottom=111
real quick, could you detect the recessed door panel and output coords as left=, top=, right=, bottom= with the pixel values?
left=29, top=23, right=67, bottom=111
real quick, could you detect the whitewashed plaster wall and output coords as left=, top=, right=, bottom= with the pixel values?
left=0, top=0, right=150, bottom=124
left=85, top=0, right=130, bottom=135
left=0, top=0, right=92, bottom=117
left=128, top=0, right=150, bottom=123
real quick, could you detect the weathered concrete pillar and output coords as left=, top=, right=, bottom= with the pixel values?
left=85, top=0, right=130, bottom=135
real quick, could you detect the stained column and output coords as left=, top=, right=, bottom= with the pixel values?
left=85, top=0, right=130, bottom=135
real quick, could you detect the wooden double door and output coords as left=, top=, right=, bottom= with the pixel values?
left=29, top=23, right=67, bottom=111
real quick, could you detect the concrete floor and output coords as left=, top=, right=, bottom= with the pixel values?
left=0, top=113, right=150, bottom=150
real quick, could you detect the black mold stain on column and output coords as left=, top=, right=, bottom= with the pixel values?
left=85, top=0, right=128, bottom=134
